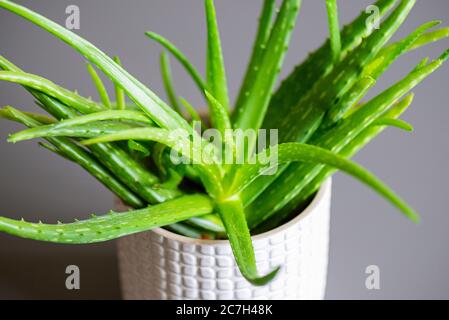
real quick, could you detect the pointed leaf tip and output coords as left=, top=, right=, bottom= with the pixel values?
left=440, top=48, right=449, bottom=62
left=411, top=212, right=421, bottom=224
left=245, top=265, right=281, bottom=286
left=424, top=20, right=442, bottom=29
left=374, top=118, right=414, bottom=132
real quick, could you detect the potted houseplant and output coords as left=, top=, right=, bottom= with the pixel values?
left=0, top=0, right=448, bottom=299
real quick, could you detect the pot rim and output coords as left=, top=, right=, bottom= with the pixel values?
left=150, top=179, right=332, bottom=245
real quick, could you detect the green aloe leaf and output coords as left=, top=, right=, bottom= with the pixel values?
left=0, top=55, right=179, bottom=205
left=245, top=54, right=446, bottom=227
left=235, top=142, right=419, bottom=223
left=160, top=52, right=182, bottom=114
left=0, top=71, right=105, bottom=114
left=0, top=108, right=55, bottom=125
left=165, top=222, right=209, bottom=239
left=187, top=214, right=225, bottom=233
left=81, top=128, right=199, bottom=162
left=384, top=27, right=449, bottom=56
left=179, top=98, right=201, bottom=122
left=128, top=140, right=151, bottom=157
left=86, top=63, right=112, bottom=108
left=323, top=77, right=376, bottom=127
left=8, top=110, right=153, bottom=143
left=205, top=0, right=230, bottom=115
left=0, top=194, right=213, bottom=244
left=278, top=0, right=416, bottom=143
left=0, top=0, right=188, bottom=131
left=262, top=0, right=399, bottom=137
left=0, top=55, right=81, bottom=121
left=240, top=0, right=417, bottom=208
left=146, top=31, right=207, bottom=95
left=322, top=20, right=440, bottom=128
left=367, top=20, right=441, bottom=80
left=261, top=94, right=416, bottom=230
left=152, top=143, right=170, bottom=178
left=217, top=195, right=280, bottom=286
left=325, top=0, right=341, bottom=63
left=9, top=121, right=136, bottom=139
left=9, top=110, right=153, bottom=142
left=234, top=0, right=276, bottom=113
left=204, top=91, right=231, bottom=136
left=314, top=55, right=446, bottom=148
left=233, top=0, right=301, bottom=135
left=81, top=128, right=224, bottom=197
left=204, top=91, right=234, bottom=172
left=112, top=56, right=126, bottom=110
left=321, top=20, right=440, bottom=128
left=1, top=106, right=144, bottom=208
left=373, top=118, right=414, bottom=132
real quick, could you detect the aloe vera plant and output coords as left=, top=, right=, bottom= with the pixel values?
left=0, top=0, right=448, bottom=286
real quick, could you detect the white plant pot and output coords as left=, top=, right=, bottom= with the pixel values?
left=117, top=179, right=332, bottom=300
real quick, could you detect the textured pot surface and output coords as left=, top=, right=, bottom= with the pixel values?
left=117, top=179, right=332, bottom=300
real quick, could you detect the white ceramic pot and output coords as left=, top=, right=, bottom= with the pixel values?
left=117, top=179, right=332, bottom=300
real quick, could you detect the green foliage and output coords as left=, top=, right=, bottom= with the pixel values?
left=234, top=0, right=276, bottom=114
left=0, top=0, right=448, bottom=286
left=205, top=0, right=230, bottom=115
left=232, top=0, right=301, bottom=135
left=86, top=63, right=112, bottom=109
left=160, top=52, right=182, bottom=114
left=325, top=0, right=341, bottom=63
left=113, top=56, right=126, bottom=110
left=0, top=195, right=214, bottom=243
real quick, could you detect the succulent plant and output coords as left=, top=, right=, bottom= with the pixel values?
left=0, top=0, right=448, bottom=285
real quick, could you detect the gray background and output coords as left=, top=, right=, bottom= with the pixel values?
left=0, top=0, right=448, bottom=299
